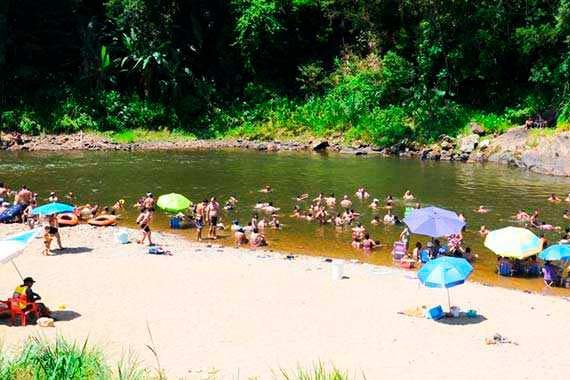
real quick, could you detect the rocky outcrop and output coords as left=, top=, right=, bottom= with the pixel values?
left=2, top=126, right=570, bottom=177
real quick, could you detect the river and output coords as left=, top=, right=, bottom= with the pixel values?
left=1, top=149, right=570, bottom=293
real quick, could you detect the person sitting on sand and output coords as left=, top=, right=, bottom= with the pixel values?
left=259, top=185, right=272, bottom=193
left=361, top=233, right=377, bottom=253
left=548, top=193, right=561, bottom=203
left=234, top=228, right=248, bottom=247
left=42, top=226, right=53, bottom=256
left=340, top=195, right=352, bottom=210
left=474, top=205, right=489, bottom=213
left=479, top=225, right=490, bottom=237
left=13, top=277, right=53, bottom=319
left=250, top=228, right=267, bottom=248
left=371, top=215, right=381, bottom=225
left=136, top=207, right=153, bottom=245
left=403, top=190, right=415, bottom=201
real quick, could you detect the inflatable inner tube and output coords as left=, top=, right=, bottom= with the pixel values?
left=57, top=212, right=79, bottom=227
left=0, top=204, right=25, bottom=223
left=88, top=215, right=117, bottom=226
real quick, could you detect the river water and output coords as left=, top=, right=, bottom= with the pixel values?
left=1, top=149, right=570, bottom=293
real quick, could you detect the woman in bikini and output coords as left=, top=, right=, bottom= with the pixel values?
left=136, top=208, right=153, bottom=245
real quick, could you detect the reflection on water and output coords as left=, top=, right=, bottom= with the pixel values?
left=1, top=149, right=570, bottom=293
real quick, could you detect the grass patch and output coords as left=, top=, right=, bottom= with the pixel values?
left=278, top=363, right=359, bottom=380
left=105, top=129, right=197, bottom=144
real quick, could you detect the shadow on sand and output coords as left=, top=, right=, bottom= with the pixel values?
left=436, top=313, right=487, bottom=325
left=52, top=247, right=93, bottom=255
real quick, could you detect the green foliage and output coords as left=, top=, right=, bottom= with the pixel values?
left=467, top=112, right=512, bottom=134
left=279, top=362, right=353, bottom=380
left=348, top=106, right=411, bottom=146
left=1, top=110, right=42, bottom=134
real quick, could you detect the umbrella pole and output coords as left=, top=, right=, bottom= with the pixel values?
left=447, top=288, right=451, bottom=311
left=11, top=260, right=24, bottom=281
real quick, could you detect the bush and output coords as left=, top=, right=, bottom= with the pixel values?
left=347, top=106, right=411, bottom=146
left=0, top=110, right=43, bottom=134
left=53, top=97, right=98, bottom=133
left=468, top=112, right=512, bottom=134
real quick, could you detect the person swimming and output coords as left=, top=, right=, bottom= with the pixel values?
left=47, top=192, right=58, bottom=203
left=295, top=193, right=309, bottom=202
left=474, top=205, right=489, bottom=213
left=334, top=213, right=344, bottom=227
left=383, top=209, right=395, bottom=224
left=325, top=193, right=336, bottom=207
left=369, top=198, right=380, bottom=210
left=564, top=210, right=570, bottom=220
left=403, top=190, right=415, bottom=201
left=371, top=215, right=381, bottom=225
left=548, top=193, right=561, bottom=202
left=385, top=195, right=394, bottom=208
left=565, top=193, right=570, bottom=203
left=515, top=209, right=530, bottom=221
left=263, top=202, right=280, bottom=214
left=479, top=225, right=490, bottom=236
left=361, top=232, right=377, bottom=253
left=259, top=185, right=272, bottom=193
left=269, top=212, right=280, bottom=229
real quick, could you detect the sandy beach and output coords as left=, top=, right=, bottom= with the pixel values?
left=1, top=223, right=570, bottom=379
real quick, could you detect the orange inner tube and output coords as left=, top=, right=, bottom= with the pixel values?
left=88, top=215, right=117, bottom=226
left=57, top=213, right=79, bottom=226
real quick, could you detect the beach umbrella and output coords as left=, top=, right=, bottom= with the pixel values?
left=417, top=256, right=473, bottom=310
left=402, top=206, right=465, bottom=238
left=539, top=244, right=570, bottom=261
left=0, top=228, right=42, bottom=280
left=31, top=202, right=75, bottom=216
left=484, top=226, right=542, bottom=259
left=157, top=193, right=192, bottom=213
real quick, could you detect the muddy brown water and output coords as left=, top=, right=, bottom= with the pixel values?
left=1, top=149, right=570, bottom=294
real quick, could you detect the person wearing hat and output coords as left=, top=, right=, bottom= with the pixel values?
left=47, top=191, right=58, bottom=203
left=13, top=277, right=52, bottom=319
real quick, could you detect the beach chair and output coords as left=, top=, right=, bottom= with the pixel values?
left=8, top=297, right=39, bottom=326
left=425, top=305, right=444, bottom=320
left=392, top=241, right=407, bottom=262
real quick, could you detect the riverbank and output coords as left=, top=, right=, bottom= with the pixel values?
left=2, top=126, right=570, bottom=177
left=1, top=223, right=570, bottom=379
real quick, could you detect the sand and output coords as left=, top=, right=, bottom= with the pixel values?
left=1, top=223, right=570, bottom=379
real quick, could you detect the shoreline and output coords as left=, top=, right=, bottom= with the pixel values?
left=1, top=223, right=570, bottom=379
left=1, top=127, right=570, bottom=176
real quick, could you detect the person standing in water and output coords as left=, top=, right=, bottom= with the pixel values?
left=206, top=197, right=220, bottom=239
left=194, top=199, right=207, bottom=241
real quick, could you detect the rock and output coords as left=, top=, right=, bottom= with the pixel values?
left=478, top=139, right=490, bottom=150
left=312, top=140, right=329, bottom=151
left=459, top=134, right=480, bottom=153
left=521, top=132, right=570, bottom=176
left=440, top=140, right=454, bottom=150
left=37, top=317, right=55, bottom=327
left=469, top=122, right=485, bottom=136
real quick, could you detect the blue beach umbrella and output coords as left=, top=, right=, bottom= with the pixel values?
left=402, top=206, right=465, bottom=238
left=539, top=245, right=570, bottom=262
left=0, top=228, right=42, bottom=280
left=31, top=202, right=75, bottom=216
left=418, top=256, right=473, bottom=310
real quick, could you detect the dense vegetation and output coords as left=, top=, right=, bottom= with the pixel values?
left=1, top=0, right=569, bottom=145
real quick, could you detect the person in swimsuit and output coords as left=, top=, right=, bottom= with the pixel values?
left=16, top=185, right=32, bottom=206
left=136, top=208, right=153, bottom=245
left=259, top=185, right=272, bottom=193
left=47, top=192, right=58, bottom=203
left=355, top=187, right=370, bottom=199
left=564, top=210, right=570, bottom=220
left=369, top=198, right=381, bottom=210
left=194, top=199, right=207, bottom=241
left=295, top=193, right=309, bottom=202
left=474, top=205, right=489, bottom=213
left=371, top=215, right=381, bottom=225
left=479, top=225, right=490, bottom=236
left=269, top=212, right=280, bottom=229
left=47, top=214, right=63, bottom=250
left=334, top=213, right=344, bottom=227
left=385, top=195, right=394, bottom=209
left=235, top=228, right=248, bottom=247
left=250, top=228, right=267, bottom=248
left=361, top=232, right=376, bottom=253
left=340, top=195, right=352, bottom=210
left=143, top=193, right=155, bottom=212
left=42, top=226, right=53, bottom=256
left=548, top=193, right=561, bottom=202
left=0, top=182, right=9, bottom=203
left=325, top=193, right=336, bottom=207
left=206, top=197, right=220, bottom=239
left=403, top=190, right=415, bottom=201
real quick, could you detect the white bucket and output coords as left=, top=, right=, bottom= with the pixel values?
left=331, top=259, right=345, bottom=280
left=115, top=229, right=130, bottom=244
